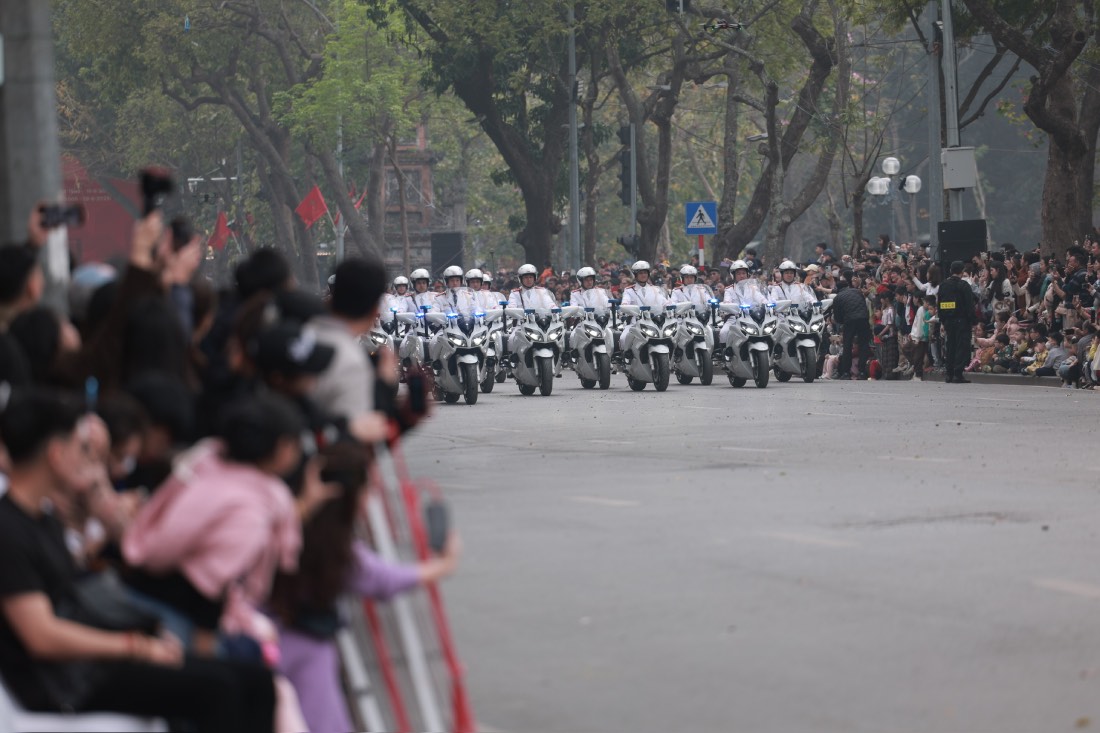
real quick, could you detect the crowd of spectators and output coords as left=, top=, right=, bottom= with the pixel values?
left=0, top=202, right=458, bottom=732
left=472, top=235, right=1100, bottom=386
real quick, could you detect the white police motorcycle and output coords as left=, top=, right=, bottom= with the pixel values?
left=505, top=306, right=577, bottom=396
left=718, top=301, right=781, bottom=388
left=425, top=309, right=501, bottom=405
left=670, top=301, right=714, bottom=385
left=480, top=300, right=511, bottom=392
left=397, top=304, right=433, bottom=378
left=364, top=306, right=401, bottom=359
left=568, top=307, right=614, bottom=390
left=773, top=298, right=832, bottom=383
left=617, top=303, right=676, bottom=392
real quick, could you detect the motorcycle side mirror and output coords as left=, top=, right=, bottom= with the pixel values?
left=420, top=305, right=432, bottom=312
left=640, top=306, right=651, bottom=312
left=551, top=307, right=562, bottom=314
left=584, top=307, right=595, bottom=313
left=498, top=300, right=508, bottom=307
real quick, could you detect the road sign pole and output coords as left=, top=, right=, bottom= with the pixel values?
left=698, top=235, right=705, bottom=268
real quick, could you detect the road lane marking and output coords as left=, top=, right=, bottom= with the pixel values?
left=486, top=427, right=523, bottom=433
left=724, top=447, right=778, bottom=453
left=570, top=496, right=639, bottom=508
left=590, top=439, right=635, bottom=445
left=850, top=391, right=905, bottom=396
left=1033, top=578, right=1100, bottom=600
left=759, top=531, right=857, bottom=549
left=886, top=455, right=954, bottom=462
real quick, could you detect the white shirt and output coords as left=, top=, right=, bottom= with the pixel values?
left=769, top=280, right=815, bottom=306
left=508, top=286, right=557, bottom=310
left=671, top=283, right=715, bottom=312
left=570, top=287, right=612, bottom=310
left=434, top=287, right=480, bottom=315
left=621, top=282, right=668, bottom=309
left=470, top=289, right=504, bottom=312
left=723, top=278, right=768, bottom=307
left=382, top=293, right=413, bottom=315
left=410, top=290, right=437, bottom=312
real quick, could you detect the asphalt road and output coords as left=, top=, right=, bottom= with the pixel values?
left=403, top=373, right=1100, bottom=733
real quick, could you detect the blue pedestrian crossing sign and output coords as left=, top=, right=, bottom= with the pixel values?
left=684, top=201, right=718, bottom=235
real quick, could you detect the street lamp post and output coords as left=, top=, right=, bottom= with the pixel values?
left=866, top=156, right=921, bottom=246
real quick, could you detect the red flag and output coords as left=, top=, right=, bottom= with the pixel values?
left=207, top=211, right=231, bottom=251
left=295, top=185, right=329, bottom=229
left=353, top=188, right=367, bottom=210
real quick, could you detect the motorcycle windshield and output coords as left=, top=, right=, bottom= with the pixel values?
left=457, top=316, right=476, bottom=335
left=535, top=314, right=553, bottom=331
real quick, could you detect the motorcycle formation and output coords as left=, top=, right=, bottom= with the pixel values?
left=364, top=260, right=833, bottom=404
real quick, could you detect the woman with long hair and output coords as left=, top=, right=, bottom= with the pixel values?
left=269, top=441, right=460, bottom=733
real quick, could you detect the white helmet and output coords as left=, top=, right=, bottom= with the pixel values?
left=576, top=266, right=597, bottom=280
left=778, top=260, right=798, bottom=272
left=679, top=265, right=698, bottom=277
left=443, top=265, right=464, bottom=280
left=631, top=260, right=651, bottom=273
left=729, top=259, right=749, bottom=274
left=518, top=263, right=538, bottom=277
left=393, top=275, right=410, bottom=288
left=464, top=268, right=484, bottom=282
left=410, top=268, right=431, bottom=282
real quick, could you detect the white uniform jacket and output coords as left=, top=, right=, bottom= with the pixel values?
left=508, top=286, right=557, bottom=311
left=570, top=287, right=612, bottom=310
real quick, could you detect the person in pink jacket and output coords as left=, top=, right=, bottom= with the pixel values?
left=122, top=392, right=320, bottom=655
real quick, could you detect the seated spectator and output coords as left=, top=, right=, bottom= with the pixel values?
left=269, top=441, right=461, bottom=733
left=121, top=392, right=320, bottom=655
left=0, top=388, right=275, bottom=731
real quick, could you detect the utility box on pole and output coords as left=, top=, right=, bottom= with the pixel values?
left=941, top=147, right=977, bottom=190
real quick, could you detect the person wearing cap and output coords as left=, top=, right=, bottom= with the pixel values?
left=722, top=260, right=768, bottom=307
left=670, top=265, right=714, bottom=313
left=464, top=269, right=498, bottom=311
left=769, top=260, right=815, bottom=306
left=382, top=276, right=413, bottom=315
left=937, top=260, right=977, bottom=383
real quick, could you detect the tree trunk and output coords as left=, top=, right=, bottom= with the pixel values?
left=851, top=192, right=865, bottom=258
left=1041, top=137, right=1087, bottom=260
left=312, top=146, right=379, bottom=259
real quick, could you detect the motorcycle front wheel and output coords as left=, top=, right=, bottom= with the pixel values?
left=728, top=371, right=747, bottom=388
left=519, top=383, right=536, bottom=395
left=800, top=346, right=818, bottom=383
left=699, top=352, right=714, bottom=385
left=676, top=372, right=693, bottom=385
left=596, top=352, right=611, bottom=390
left=462, top=363, right=479, bottom=404
left=580, top=377, right=597, bottom=389
left=752, top=352, right=770, bottom=388
left=536, top=356, right=554, bottom=396
left=443, top=390, right=461, bottom=403
left=653, top=353, right=671, bottom=392
left=775, top=368, right=792, bottom=382
left=627, top=376, right=646, bottom=391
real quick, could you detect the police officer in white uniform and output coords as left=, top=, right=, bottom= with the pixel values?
left=670, top=265, right=715, bottom=314
left=434, top=265, right=479, bottom=315
left=619, top=260, right=669, bottom=364
left=464, top=268, right=498, bottom=312
left=382, top=275, right=414, bottom=315
left=569, top=266, right=611, bottom=310
left=507, top=263, right=557, bottom=310
left=720, top=259, right=768, bottom=344
left=506, top=263, right=558, bottom=358
left=768, top=260, right=815, bottom=306
left=408, top=268, right=437, bottom=312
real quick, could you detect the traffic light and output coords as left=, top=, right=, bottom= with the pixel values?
left=616, top=234, right=640, bottom=257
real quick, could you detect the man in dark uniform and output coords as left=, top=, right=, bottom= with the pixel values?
left=832, top=273, right=871, bottom=380
left=938, top=260, right=977, bottom=383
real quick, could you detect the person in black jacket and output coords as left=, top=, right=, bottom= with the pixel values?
left=832, top=274, right=871, bottom=380
left=937, top=260, right=977, bottom=383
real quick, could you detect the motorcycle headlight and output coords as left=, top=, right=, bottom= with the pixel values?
left=523, top=326, right=542, bottom=341
left=370, top=332, right=388, bottom=345
left=686, top=322, right=704, bottom=336
left=763, top=323, right=777, bottom=335
left=788, top=321, right=806, bottom=333
left=741, top=323, right=759, bottom=336
left=584, top=324, right=602, bottom=338
left=548, top=325, right=564, bottom=340
left=811, top=321, right=824, bottom=332
left=662, top=323, right=678, bottom=338
left=471, top=334, right=486, bottom=346
left=447, top=333, right=466, bottom=347
left=640, top=324, right=660, bottom=339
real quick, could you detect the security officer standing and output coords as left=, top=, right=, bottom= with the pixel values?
left=937, top=260, right=977, bottom=383
left=832, top=273, right=871, bottom=379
